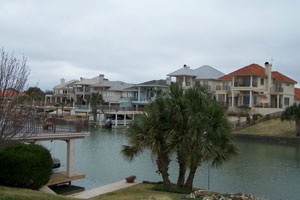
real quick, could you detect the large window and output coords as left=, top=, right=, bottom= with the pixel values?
left=284, top=98, right=290, bottom=106
left=261, top=78, right=264, bottom=85
left=243, top=96, right=250, bottom=105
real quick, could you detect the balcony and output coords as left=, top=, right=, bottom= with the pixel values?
left=234, top=82, right=258, bottom=87
left=216, top=86, right=230, bottom=91
left=271, top=87, right=284, bottom=93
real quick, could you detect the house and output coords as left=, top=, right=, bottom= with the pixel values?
left=167, top=64, right=225, bottom=96
left=53, top=79, right=78, bottom=103
left=125, top=79, right=169, bottom=109
left=74, top=74, right=108, bottom=104
left=295, top=88, right=300, bottom=105
left=217, top=62, right=297, bottom=114
left=0, top=89, right=27, bottom=100
left=92, top=81, right=135, bottom=107
left=74, top=74, right=136, bottom=107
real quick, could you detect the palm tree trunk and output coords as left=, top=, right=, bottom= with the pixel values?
left=177, top=151, right=186, bottom=187
left=156, top=153, right=171, bottom=185
left=92, top=106, right=97, bottom=122
left=184, top=164, right=198, bottom=189
left=296, top=119, right=300, bottom=136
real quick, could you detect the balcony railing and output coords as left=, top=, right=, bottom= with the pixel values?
left=216, top=86, right=230, bottom=91
left=233, top=82, right=258, bottom=87
left=271, top=87, right=284, bottom=93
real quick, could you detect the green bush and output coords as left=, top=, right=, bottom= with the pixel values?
left=0, top=143, right=53, bottom=189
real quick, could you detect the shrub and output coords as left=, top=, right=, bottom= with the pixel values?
left=0, top=143, right=53, bottom=189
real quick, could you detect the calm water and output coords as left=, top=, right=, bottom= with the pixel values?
left=42, top=128, right=300, bottom=200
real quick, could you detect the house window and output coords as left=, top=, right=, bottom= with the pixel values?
left=243, top=96, right=250, bottom=105
left=195, top=81, right=200, bottom=86
left=286, top=83, right=290, bottom=86
left=261, top=78, right=264, bottom=85
left=254, top=96, right=257, bottom=105
left=284, top=98, right=290, bottom=106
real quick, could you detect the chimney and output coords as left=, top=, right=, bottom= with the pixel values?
left=183, top=64, right=190, bottom=69
left=99, top=74, right=105, bottom=82
left=265, top=62, right=272, bottom=95
left=60, top=78, right=65, bottom=85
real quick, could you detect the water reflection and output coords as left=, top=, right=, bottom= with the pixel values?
left=42, top=128, right=300, bottom=200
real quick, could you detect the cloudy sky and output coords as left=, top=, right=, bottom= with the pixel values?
left=1, top=0, right=300, bottom=90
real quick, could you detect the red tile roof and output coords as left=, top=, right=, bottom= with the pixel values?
left=295, top=88, right=300, bottom=100
left=218, top=63, right=297, bottom=84
left=272, top=71, right=297, bottom=84
left=218, top=63, right=266, bottom=80
left=0, top=89, right=27, bottom=97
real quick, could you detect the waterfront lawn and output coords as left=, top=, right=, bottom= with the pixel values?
left=234, top=118, right=296, bottom=137
left=92, top=183, right=185, bottom=200
left=0, top=185, right=71, bottom=200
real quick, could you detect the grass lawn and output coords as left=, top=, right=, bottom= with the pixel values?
left=0, top=184, right=187, bottom=200
left=91, top=183, right=186, bottom=200
left=0, top=185, right=72, bottom=200
left=234, top=118, right=297, bottom=137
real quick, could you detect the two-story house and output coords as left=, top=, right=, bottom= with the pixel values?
left=52, top=78, right=78, bottom=103
left=295, top=88, right=300, bottom=105
left=125, top=79, right=169, bottom=109
left=167, top=64, right=225, bottom=96
left=217, top=62, right=297, bottom=114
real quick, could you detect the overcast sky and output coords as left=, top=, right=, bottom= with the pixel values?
left=1, top=0, right=300, bottom=90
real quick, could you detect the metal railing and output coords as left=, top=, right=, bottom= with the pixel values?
left=271, top=87, right=284, bottom=93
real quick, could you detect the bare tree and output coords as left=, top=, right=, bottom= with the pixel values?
left=0, top=48, right=36, bottom=150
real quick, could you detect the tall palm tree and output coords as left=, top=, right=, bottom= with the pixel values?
left=183, top=87, right=238, bottom=189
left=90, top=93, right=104, bottom=122
left=166, top=83, right=189, bottom=187
left=121, top=92, right=172, bottom=185
left=281, top=103, right=300, bottom=136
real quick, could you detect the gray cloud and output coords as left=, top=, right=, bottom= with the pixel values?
left=1, top=0, right=300, bottom=90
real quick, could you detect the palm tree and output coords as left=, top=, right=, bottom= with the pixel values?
left=182, top=87, right=238, bottom=189
left=281, top=103, right=300, bottom=136
left=121, top=93, right=172, bottom=185
left=166, top=83, right=189, bottom=187
left=90, top=93, right=104, bottom=122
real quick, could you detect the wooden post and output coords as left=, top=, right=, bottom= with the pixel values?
left=67, top=139, right=75, bottom=177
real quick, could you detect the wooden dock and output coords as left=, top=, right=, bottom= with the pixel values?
left=47, top=171, right=85, bottom=186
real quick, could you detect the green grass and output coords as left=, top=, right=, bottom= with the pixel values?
left=0, top=185, right=72, bottom=200
left=92, top=183, right=186, bottom=200
left=234, top=118, right=297, bottom=137
left=152, top=184, right=193, bottom=194
left=0, top=184, right=187, bottom=200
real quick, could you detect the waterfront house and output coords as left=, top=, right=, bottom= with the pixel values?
left=295, top=88, right=300, bottom=105
left=125, top=79, right=169, bottom=109
left=217, top=62, right=297, bottom=115
left=92, top=81, right=135, bottom=107
left=167, top=64, right=225, bottom=97
left=51, top=79, right=78, bottom=104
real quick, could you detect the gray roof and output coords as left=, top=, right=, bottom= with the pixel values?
left=138, top=79, right=168, bottom=87
left=92, top=81, right=134, bottom=91
left=75, top=76, right=101, bottom=85
left=125, top=79, right=168, bottom=90
left=167, top=65, right=225, bottom=80
left=167, top=66, right=195, bottom=77
left=194, top=65, right=225, bottom=79
left=54, top=79, right=78, bottom=89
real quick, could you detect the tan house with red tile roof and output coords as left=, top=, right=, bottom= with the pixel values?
left=295, top=88, right=300, bottom=105
left=216, top=62, right=297, bottom=114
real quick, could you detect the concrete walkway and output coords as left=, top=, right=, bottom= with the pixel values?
left=69, top=180, right=139, bottom=199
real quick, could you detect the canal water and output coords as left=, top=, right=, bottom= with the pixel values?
left=43, top=128, right=300, bottom=200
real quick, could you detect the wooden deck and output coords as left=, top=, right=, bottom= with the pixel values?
left=47, top=171, right=85, bottom=186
